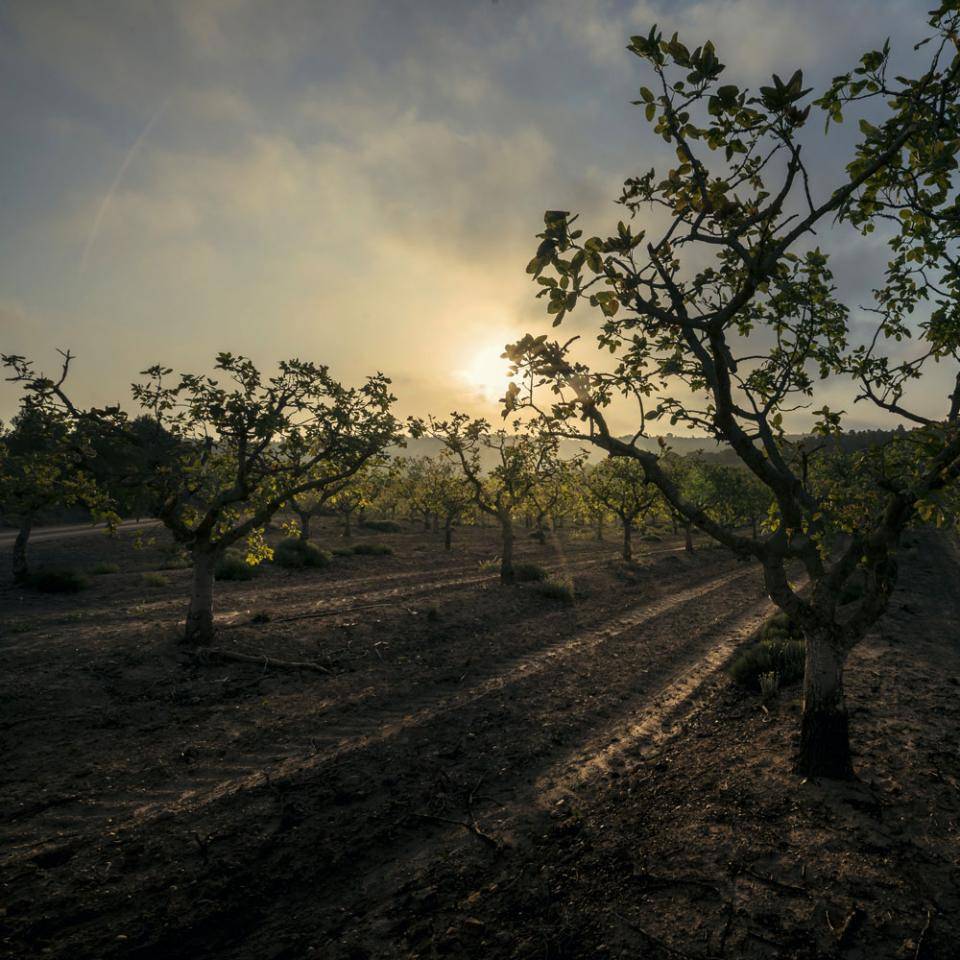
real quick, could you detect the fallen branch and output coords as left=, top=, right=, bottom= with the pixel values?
left=412, top=811, right=501, bottom=849
left=205, top=648, right=332, bottom=674
left=915, top=908, right=935, bottom=960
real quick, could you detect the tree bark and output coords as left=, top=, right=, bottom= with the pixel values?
left=444, top=518, right=453, bottom=550
left=684, top=522, right=694, bottom=553
left=796, top=632, right=854, bottom=779
left=622, top=518, right=632, bottom=562
left=499, top=513, right=515, bottom=583
left=184, top=550, right=216, bottom=646
left=12, top=516, right=32, bottom=583
left=297, top=509, right=311, bottom=542
left=596, top=515, right=604, bottom=542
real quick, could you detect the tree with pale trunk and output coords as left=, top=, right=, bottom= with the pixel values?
left=3, top=352, right=399, bottom=645
left=505, top=5, right=960, bottom=778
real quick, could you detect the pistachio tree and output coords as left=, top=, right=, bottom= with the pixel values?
left=417, top=454, right=473, bottom=549
left=505, top=6, right=960, bottom=777
left=4, top=352, right=399, bottom=644
left=584, top=457, right=663, bottom=561
left=417, top=415, right=560, bottom=582
left=0, top=404, right=116, bottom=581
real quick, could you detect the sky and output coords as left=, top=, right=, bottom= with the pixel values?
left=0, top=0, right=951, bottom=434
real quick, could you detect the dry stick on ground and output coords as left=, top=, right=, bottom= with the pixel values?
left=411, top=812, right=501, bottom=849
left=914, top=908, right=935, bottom=960
left=205, top=648, right=332, bottom=674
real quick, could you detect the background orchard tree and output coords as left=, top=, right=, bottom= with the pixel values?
left=527, top=453, right=585, bottom=543
left=328, top=457, right=391, bottom=539
left=0, top=402, right=116, bottom=581
left=417, top=454, right=473, bottom=549
left=4, top=352, right=399, bottom=645
left=505, top=5, right=960, bottom=778
left=418, top=414, right=560, bottom=582
left=584, top=457, right=663, bottom=561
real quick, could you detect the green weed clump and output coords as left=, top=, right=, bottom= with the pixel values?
left=27, top=568, right=89, bottom=593
left=729, top=614, right=805, bottom=692
left=513, top=562, right=548, bottom=582
left=478, top=557, right=500, bottom=574
left=538, top=577, right=575, bottom=602
left=215, top=550, right=258, bottom=581
left=360, top=519, right=402, bottom=533
left=349, top=542, right=393, bottom=556
left=273, top=538, right=331, bottom=570
left=141, top=571, right=169, bottom=588
left=91, top=561, right=120, bottom=575
left=332, top=546, right=355, bottom=557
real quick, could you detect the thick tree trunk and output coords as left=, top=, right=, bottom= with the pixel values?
left=297, top=510, right=311, bottom=542
left=622, top=519, right=632, bottom=562
left=12, top=516, right=32, bottom=583
left=184, top=550, right=216, bottom=646
left=444, top=518, right=452, bottom=550
left=499, top=513, right=515, bottom=583
left=796, top=632, right=854, bottom=779
left=684, top=522, right=694, bottom=553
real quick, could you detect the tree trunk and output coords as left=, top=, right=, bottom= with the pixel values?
left=444, top=517, right=453, bottom=550
left=622, top=519, right=632, bottom=562
left=12, top=516, right=32, bottom=583
left=796, top=632, right=854, bottom=779
left=751, top=516, right=758, bottom=540
left=534, top=513, right=547, bottom=544
left=184, top=550, right=216, bottom=645
left=596, top=515, right=604, bottom=542
left=684, top=522, right=694, bottom=553
left=499, top=513, right=515, bottom=583
left=343, top=511, right=352, bottom=539
left=297, top=510, right=311, bottom=542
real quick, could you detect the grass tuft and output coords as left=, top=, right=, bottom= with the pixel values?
left=274, top=538, right=332, bottom=570
left=360, top=519, right=402, bottom=533
left=91, top=561, right=120, bottom=576
left=537, top=577, right=575, bottom=602
left=26, top=568, right=89, bottom=594
left=215, top=550, right=258, bottom=581
left=349, top=542, right=393, bottom=556
left=729, top=614, right=805, bottom=692
left=141, top=571, right=169, bottom=588
left=513, top=562, right=548, bottom=582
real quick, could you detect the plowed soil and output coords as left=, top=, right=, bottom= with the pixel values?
left=1, top=522, right=958, bottom=959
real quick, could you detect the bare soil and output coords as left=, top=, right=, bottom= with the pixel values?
left=1, top=521, right=957, bottom=959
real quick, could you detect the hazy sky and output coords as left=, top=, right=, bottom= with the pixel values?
left=0, top=0, right=949, bottom=433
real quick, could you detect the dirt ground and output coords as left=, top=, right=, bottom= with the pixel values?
left=1, top=520, right=958, bottom=959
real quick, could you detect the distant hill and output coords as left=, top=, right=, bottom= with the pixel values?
left=388, top=427, right=906, bottom=470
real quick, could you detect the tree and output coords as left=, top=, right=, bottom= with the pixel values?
left=4, top=352, right=400, bottom=644
left=584, top=458, right=663, bottom=561
left=419, top=414, right=560, bottom=582
left=417, top=454, right=473, bottom=549
left=328, top=458, right=391, bottom=538
left=505, top=7, right=960, bottom=778
left=528, top=453, right=585, bottom=543
left=0, top=405, right=115, bottom=581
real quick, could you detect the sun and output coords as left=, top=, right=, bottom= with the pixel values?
left=457, top=340, right=514, bottom=402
